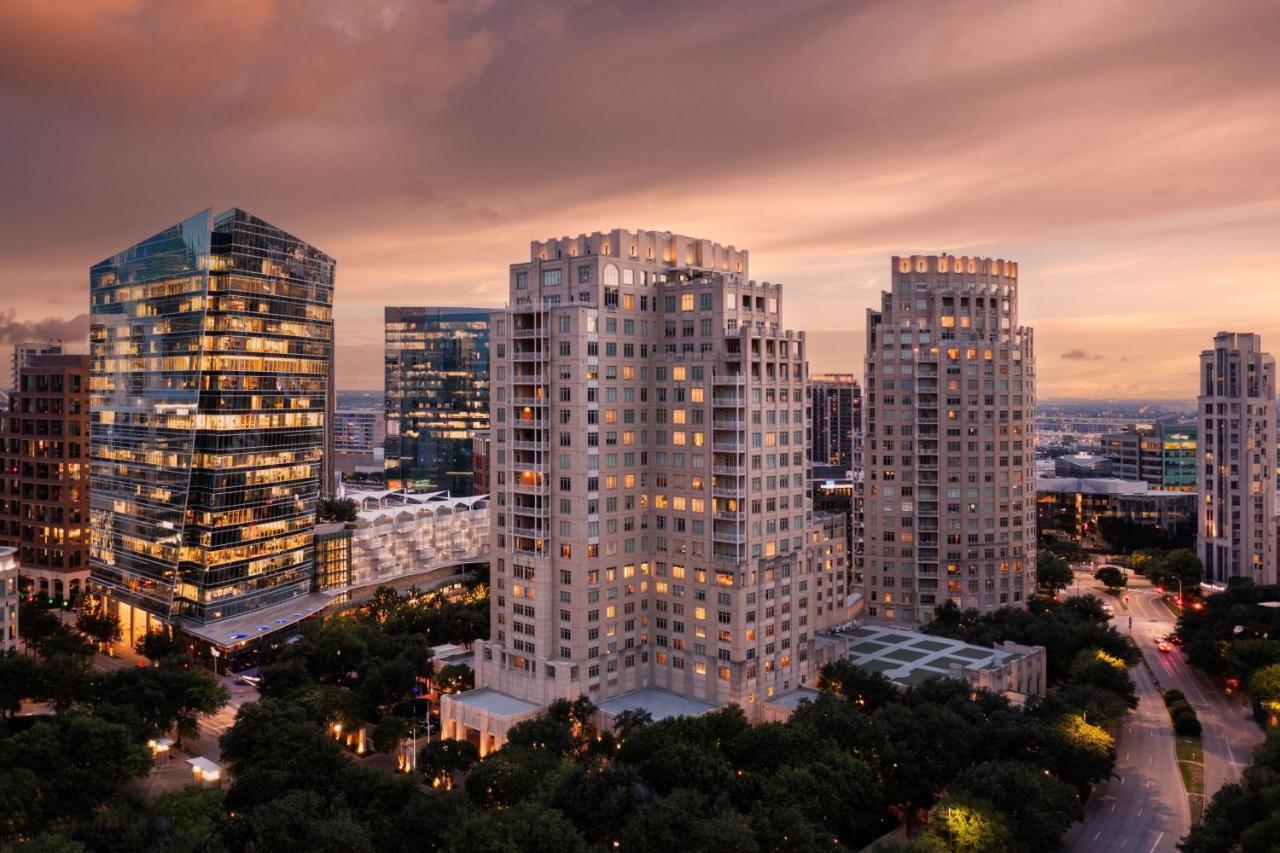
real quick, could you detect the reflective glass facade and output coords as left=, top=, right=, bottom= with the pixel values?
left=384, top=307, right=490, bottom=494
left=89, top=208, right=335, bottom=624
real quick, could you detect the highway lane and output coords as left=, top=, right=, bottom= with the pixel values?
left=1065, top=570, right=1188, bottom=853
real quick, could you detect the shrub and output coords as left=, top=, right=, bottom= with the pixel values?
left=1174, top=710, right=1202, bottom=737
left=1166, top=699, right=1193, bottom=718
left=1163, top=689, right=1186, bottom=706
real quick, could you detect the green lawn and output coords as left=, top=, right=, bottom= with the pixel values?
left=1173, top=732, right=1205, bottom=823
left=1175, top=736, right=1203, bottom=767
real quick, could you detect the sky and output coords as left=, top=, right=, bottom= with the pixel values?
left=1, top=0, right=1277, bottom=398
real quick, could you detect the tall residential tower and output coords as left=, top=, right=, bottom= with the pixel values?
left=444, top=230, right=849, bottom=752
left=89, top=208, right=335, bottom=650
left=1197, top=332, right=1276, bottom=587
left=861, top=255, right=1036, bottom=622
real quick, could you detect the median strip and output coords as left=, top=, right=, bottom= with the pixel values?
left=1162, top=688, right=1205, bottom=823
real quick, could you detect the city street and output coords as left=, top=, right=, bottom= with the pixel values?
left=1065, top=567, right=1263, bottom=852
left=1125, top=578, right=1264, bottom=798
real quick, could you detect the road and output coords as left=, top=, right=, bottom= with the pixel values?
left=1125, top=579, right=1263, bottom=798
left=1065, top=571, right=1188, bottom=853
left=1065, top=568, right=1263, bottom=852
left=178, top=674, right=260, bottom=762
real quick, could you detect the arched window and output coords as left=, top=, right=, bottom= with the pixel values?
left=603, top=264, right=619, bottom=286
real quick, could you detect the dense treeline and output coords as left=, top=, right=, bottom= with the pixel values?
left=0, top=615, right=227, bottom=851
left=1, top=591, right=1137, bottom=852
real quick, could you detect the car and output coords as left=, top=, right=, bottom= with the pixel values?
left=1163, top=634, right=1185, bottom=647
left=1156, top=640, right=1174, bottom=653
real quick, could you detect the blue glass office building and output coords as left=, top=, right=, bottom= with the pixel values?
left=89, top=209, right=334, bottom=642
left=384, top=307, right=490, bottom=494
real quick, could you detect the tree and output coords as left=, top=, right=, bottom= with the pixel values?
left=1094, top=566, right=1126, bottom=592
left=0, top=653, right=41, bottom=719
left=317, top=498, right=358, bottom=523
left=611, top=708, right=653, bottom=739
left=818, top=658, right=899, bottom=711
left=1067, top=648, right=1137, bottom=709
left=417, top=738, right=478, bottom=789
left=238, top=789, right=375, bottom=853
left=165, top=664, right=230, bottom=748
left=371, top=714, right=409, bottom=754
left=924, top=794, right=1016, bottom=853
left=18, top=601, right=63, bottom=656
left=0, top=713, right=149, bottom=830
left=1036, top=551, right=1074, bottom=596
left=619, top=789, right=759, bottom=853
left=1048, top=713, right=1116, bottom=789
left=950, top=761, right=1082, bottom=852
left=1173, top=709, right=1202, bottom=736
left=1147, top=549, right=1202, bottom=596
left=1042, top=537, right=1085, bottom=564
left=434, top=662, right=473, bottom=695
left=75, top=609, right=122, bottom=652
left=135, top=628, right=183, bottom=662
left=1249, top=663, right=1280, bottom=703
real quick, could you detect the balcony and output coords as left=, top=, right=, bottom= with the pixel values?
left=712, top=440, right=743, bottom=452
left=512, top=350, right=548, bottom=362
left=712, top=417, right=745, bottom=429
left=712, top=529, right=746, bottom=545
left=712, top=464, right=741, bottom=476
left=712, top=485, right=743, bottom=498
left=712, top=394, right=744, bottom=406
left=509, top=439, right=546, bottom=451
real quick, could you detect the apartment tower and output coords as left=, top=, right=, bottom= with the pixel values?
left=449, top=230, right=849, bottom=749
left=89, top=208, right=335, bottom=648
left=1197, top=332, right=1276, bottom=586
left=861, top=255, right=1036, bottom=622
left=0, top=353, right=90, bottom=604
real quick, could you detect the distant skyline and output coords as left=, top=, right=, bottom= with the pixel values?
left=2, top=0, right=1278, bottom=397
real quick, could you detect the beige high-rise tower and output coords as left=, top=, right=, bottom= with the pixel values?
left=1197, top=332, right=1276, bottom=587
left=443, top=230, right=850, bottom=751
left=860, top=255, right=1036, bottom=623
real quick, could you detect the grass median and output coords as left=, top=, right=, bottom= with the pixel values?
left=1164, top=689, right=1205, bottom=823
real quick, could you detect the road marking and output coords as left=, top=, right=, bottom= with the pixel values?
left=1120, top=838, right=1128, bottom=848
left=1149, top=833, right=1164, bottom=853
left=1093, top=832, right=1102, bottom=842
left=1111, top=803, right=1118, bottom=811
left=1137, top=807, right=1143, bottom=817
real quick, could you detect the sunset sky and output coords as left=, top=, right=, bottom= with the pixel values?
left=1, top=0, right=1277, bottom=397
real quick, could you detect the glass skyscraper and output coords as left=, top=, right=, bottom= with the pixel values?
left=384, top=307, right=490, bottom=494
left=89, top=208, right=334, bottom=640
